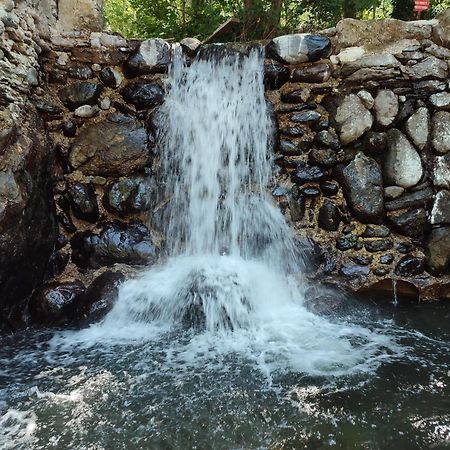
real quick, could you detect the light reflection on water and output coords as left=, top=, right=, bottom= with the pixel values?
left=0, top=301, right=449, bottom=450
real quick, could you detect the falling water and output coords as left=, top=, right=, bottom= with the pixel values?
left=68, top=47, right=400, bottom=376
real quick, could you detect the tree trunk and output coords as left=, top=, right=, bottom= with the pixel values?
left=343, top=0, right=357, bottom=18
left=392, top=0, right=415, bottom=20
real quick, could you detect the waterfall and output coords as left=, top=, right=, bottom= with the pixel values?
left=75, top=47, right=399, bottom=376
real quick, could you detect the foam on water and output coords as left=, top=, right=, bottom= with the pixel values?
left=53, top=47, right=402, bottom=376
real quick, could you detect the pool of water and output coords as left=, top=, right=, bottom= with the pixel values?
left=1, top=299, right=449, bottom=450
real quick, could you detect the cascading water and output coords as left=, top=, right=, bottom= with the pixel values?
left=75, top=47, right=399, bottom=376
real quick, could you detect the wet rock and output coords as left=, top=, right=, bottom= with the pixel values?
left=339, top=263, right=370, bottom=278
left=308, top=148, right=336, bottom=168
left=290, top=62, right=331, bottom=83
left=292, top=164, right=326, bottom=184
left=318, top=200, right=341, bottom=231
left=338, top=152, right=384, bottom=223
left=405, top=107, right=429, bottom=150
left=264, top=60, right=290, bottom=90
left=288, top=195, right=305, bottom=222
left=29, top=281, right=85, bottom=325
left=280, top=126, right=304, bottom=137
left=320, top=180, right=339, bottom=196
left=99, top=67, right=123, bottom=88
left=71, top=221, right=158, bottom=269
left=180, top=37, right=201, bottom=57
left=125, top=38, right=171, bottom=76
left=373, top=267, right=389, bottom=276
left=104, top=177, right=156, bottom=215
left=120, top=82, right=165, bottom=110
left=361, top=225, right=390, bottom=238
left=336, top=234, right=358, bottom=251
left=78, top=271, right=125, bottom=325
left=57, top=211, right=77, bottom=233
left=384, top=186, right=405, bottom=200
left=385, top=186, right=433, bottom=212
left=280, top=89, right=311, bottom=103
left=425, top=227, right=450, bottom=275
left=429, top=92, right=450, bottom=110
left=433, top=153, right=450, bottom=188
left=363, top=131, right=387, bottom=155
left=384, top=129, right=423, bottom=188
left=335, top=94, right=373, bottom=145
left=404, top=56, right=448, bottom=80
left=62, top=121, right=77, bottom=137
left=365, top=239, right=393, bottom=253
left=34, top=101, right=62, bottom=115
left=380, top=254, right=394, bottom=264
left=396, top=242, right=415, bottom=254
left=267, top=34, right=331, bottom=64
left=0, top=110, right=17, bottom=153
left=431, top=111, right=450, bottom=154
left=395, top=255, right=425, bottom=276
left=68, top=66, right=93, bottom=80
left=387, top=208, right=428, bottom=237
left=67, top=182, right=99, bottom=222
left=412, top=80, right=447, bottom=96
left=301, top=187, right=321, bottom=197
left=272, top=186, right=290, bottom=197
left=351, top=255, right=373, bottom=265
left=279, top=140, right=301, bottom=156
left=290, top=110, right=321, bottom=123
left=58, top=82, right=103, bottom=111
left=314, top=130, right=340, bottom=150
left=69, top=114, right=149, bottom=176
left=430, top=190, right=450, bottom=225
left=374, top=90, right=398, bottom=127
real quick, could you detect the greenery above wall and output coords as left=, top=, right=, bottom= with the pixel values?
left=104, top=0, right=450, bottom=41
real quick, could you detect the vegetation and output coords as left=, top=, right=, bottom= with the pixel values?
left=103, top=0, right=450, bottom=41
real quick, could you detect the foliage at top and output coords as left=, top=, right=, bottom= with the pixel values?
left=103, top=0, right=450, bottom=41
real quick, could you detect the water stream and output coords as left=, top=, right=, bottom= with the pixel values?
left=1, top=48, right=449, bottom=449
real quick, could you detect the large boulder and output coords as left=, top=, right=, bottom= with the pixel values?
left=0, top=111, right=57, bottom=327
left=120, top=82, right=164, bottom=110
left=384, top=129, right=423, bottom=188
left=337, top=152, right=384, bottom=223
left=433, top=8, right=450, bottom=49
left=69, top=114, right=150, bottom=176
left=71, top=221, right=159, bottom=269
left=125, top=39, right=171, bottom=76
left=266, top=34, right=331, bottom=64
left=335, top=94, right=373, bottom=145
left=431, top=111, right=450, bottom=154
left=425, top=227, right=450, bottom=275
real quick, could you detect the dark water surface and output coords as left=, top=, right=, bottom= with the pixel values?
left=1, top=300, right=450, bottom=450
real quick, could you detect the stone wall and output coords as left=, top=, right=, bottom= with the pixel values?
left=1, top=4, right=450, bottom=331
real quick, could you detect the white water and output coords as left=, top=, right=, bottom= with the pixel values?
left=58, top=48, right=401, bottom=376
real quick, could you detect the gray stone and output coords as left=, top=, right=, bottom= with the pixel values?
left=429, top=92, right=450, bottom=110
left=432, top=111, right=450, bottom=154
left=425, top=227, right=450, bottom=275
left=374, top=90, right=398, bottom=127
left=384, top=129, right=423, bottom=188
left=335, top=94, right=373, bottom=145
left=318, top=200, right=341, bottom=231
left=432, top=8, right=450, bottom=50
left=338, top=152, right=384, bottom=223
left=180, top=37, right=201, bottom=56
left=339, top=263, right=370, bottom=278
left=384, top=186, right=405, bottom=200
left=403, top=56, right=448, bottom=80
left=357, top=90, right=374, bottom=109
left=267, top=34, right=331, bottom=64
left=433, top=153, right=450, bottom=188
left=385, top=186, right=434, bottom=211
left=125, top=38, right=171, bottom=76
left=69, top=114, right=150, bottom=176
left=405, top=107, right=429, bottom=150
left=345, top=67, right=400, bottom=83
left=341, top=53, right=400, bottom=77
left=430, top=190, right=450, bottom=225
left=67, top=182, right=99, bottom=223
left=74, top=105, right=100, bottom=118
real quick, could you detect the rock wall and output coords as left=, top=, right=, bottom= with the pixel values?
left=1, top=4, right=450, bottom=331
